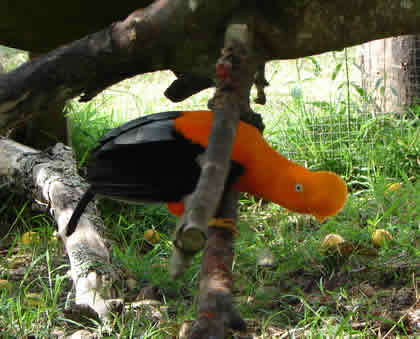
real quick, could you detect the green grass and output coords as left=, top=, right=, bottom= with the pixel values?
left=0, top=49, right=419, bottom=338
left=0, top=46, right=28, bottom=72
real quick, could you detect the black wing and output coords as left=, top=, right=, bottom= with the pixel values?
left=66, top=111, right=244, bottom=236
left=87, top=111, right=204, bottom=202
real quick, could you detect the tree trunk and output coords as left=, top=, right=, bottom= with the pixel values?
left=0, top=139, right=119, bottom=321
left=358, top=35, right=420, bottom=114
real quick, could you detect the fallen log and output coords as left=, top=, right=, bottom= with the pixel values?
left=0, top=139, right=119, bottom=320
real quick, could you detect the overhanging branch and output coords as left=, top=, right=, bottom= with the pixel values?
left=0, top=0, right=240, bottom=131
left=2, top=1, right=420, bottom=133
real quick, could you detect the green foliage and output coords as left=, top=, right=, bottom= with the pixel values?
left=67, top=101, right=122, bottom=165
left=0, top=46, right=28, bottom=72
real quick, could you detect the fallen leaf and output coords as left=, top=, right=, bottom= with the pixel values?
left=0, top=279, right=12, bottom=290
left=21, top=231, right=40, bottom=245
left=360, top=282, right=376, bottom=297
left=25, top=292, right=42, bottom=306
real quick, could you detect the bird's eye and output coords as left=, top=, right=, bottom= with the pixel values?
left=295, top=184, right=303, bottom=192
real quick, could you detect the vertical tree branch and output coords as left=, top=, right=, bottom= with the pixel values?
left=187, top=190, right=246, bottom=339
left=170, top=13, right=263, bottom=339
left=172, top=24, right=257, bottom=250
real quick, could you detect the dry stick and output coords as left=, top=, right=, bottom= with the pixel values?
left=0, top=139, right=119, bottom=320
left=174, top=108, right=240, bottom=243
left=172, top=21, right=260, bottom=339
left=170, top=18, right=259, bottom=275
left=168, top=102, right=240, bottom=278
left=188, top=191, right=247, bottom=339
left=188, top=28, right=260, bottom=339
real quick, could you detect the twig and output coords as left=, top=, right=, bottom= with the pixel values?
left=254, top=62, right=269, bottom=105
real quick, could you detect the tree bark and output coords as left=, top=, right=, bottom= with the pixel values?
left=170, top=16, right=263, bottom=337
left=3, top=1, right=420, bottom=56
left=187, top=191, right=246, bottom=339
left=0, top=139, right=119, bottom=321
left=0, top=0, right=241, bottom=131
left=358, top=35, right=420, bottom=114
left=2, top=1, right=420, bottom=131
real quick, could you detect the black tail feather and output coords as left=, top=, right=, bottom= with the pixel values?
left=66, top=188, right=96, bottom=236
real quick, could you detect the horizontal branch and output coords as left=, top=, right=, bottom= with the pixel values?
left=2, top=1, right=419, bottom=131
left=254, top=1, right=420, bottom=59
left=0, top=0, right=239, bottom=131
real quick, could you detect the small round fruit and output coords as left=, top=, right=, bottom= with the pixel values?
left=320, top=234, right=348, bottom=255
left=321, top=233, right=345, bottom=250
left=21, top=231, right=40, bottom=245
left=372, top=229, right=392, bottom=247
left=386, top=182, right=402, bottom=193
left=126, top=278, right=138, bottom=290
left=143, top=229, right=160, bottom=244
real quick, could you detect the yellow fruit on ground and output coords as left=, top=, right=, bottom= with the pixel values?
left=321, top=234, right=345, bottom=249
left=0, top=279, right=12, bottom=290
left=143, top=229, right=160, bottom=244
left=21, top=231, right=40, bottom=245
left=126, top=278, right=138, bottom=290
left=386, top=182, right=402, bottom=193
left=372, top=229, right=392, bottom=247
left=320, top=233, right=346, bottom=255
left=25, top=293, right=42, bottom=306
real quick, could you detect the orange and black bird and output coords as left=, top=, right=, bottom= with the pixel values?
left=66, top=111, right=347, bottom=236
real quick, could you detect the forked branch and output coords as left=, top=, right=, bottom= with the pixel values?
left=170, top=17, right=263, bottom=339
left=170, top=19, right=259, bottom=270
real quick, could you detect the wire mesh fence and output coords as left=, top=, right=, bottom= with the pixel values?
left=266, top=37, right=419, bottom=170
